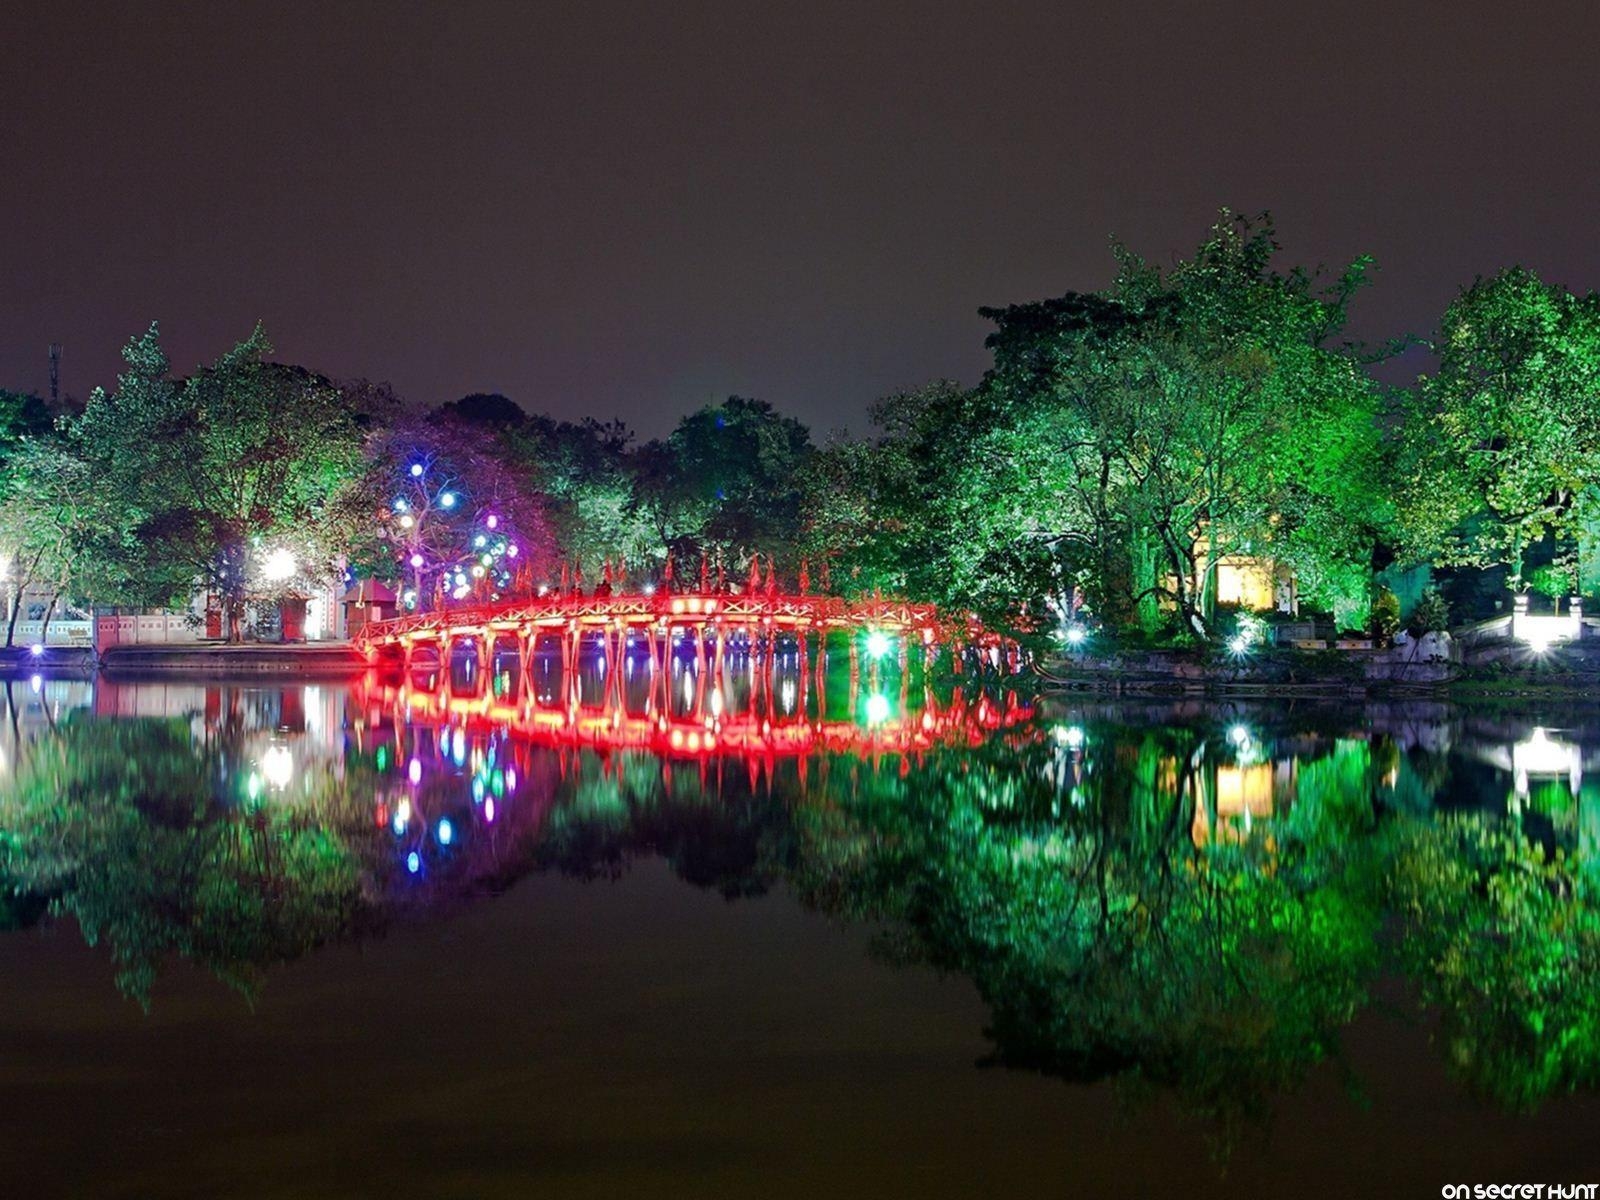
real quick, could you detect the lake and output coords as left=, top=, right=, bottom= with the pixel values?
left=3, top=660, right=1600, bottom=1197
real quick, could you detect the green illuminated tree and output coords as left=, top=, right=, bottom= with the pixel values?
left=0, top=436, right=115, bottom=644
left=911, top=213, right=1386, bottom=637
left=509, top=416, right=657, bottom=580
left=71, top=323, right=367, bottom=638
left=1397, top=268, right=1600, bottom=589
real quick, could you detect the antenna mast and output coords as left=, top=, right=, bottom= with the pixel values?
left=48, top=343, right=62, bottom=406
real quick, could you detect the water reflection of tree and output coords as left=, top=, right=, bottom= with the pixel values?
left=0, top=715, right=369, bottom=1003
left=532, top=752, right=795, bottom=899
left=786, top=729, right=1384, bottom=1132
left=7, top=692, right=1600, bottom=1126
left=1387, top=814, right=1600, bottom=1112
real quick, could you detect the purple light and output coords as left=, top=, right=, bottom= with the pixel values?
left=28, top=643, right=44, bottom=658
left=409, top=553, right=424, bottom=568
left=485, top=514, right=498, bottom=530
left=507, top=544, right=519, bottom=558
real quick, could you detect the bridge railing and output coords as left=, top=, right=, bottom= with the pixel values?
left=354, top=590, right=980, bottom=653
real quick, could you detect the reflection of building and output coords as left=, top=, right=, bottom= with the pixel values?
left=92, top=679, right=349, bottom=796
left=1215, top=762, right=1275, bottom=820
left=1508, top=727, right=1583, bottom=799
left=1190, top=748, right=1298, bottom=846
left=1463, top=725, right=1592, bottom=801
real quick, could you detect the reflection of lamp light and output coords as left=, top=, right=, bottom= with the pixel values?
left=1053, top=725, right=1085, bottom=749
left=261, top=744, right=293, bottom=789
left=866, top=693, right=890, bottom=724
left=1512, top=727, right=1581, bottom=796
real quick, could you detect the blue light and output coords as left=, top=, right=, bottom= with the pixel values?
left=410, top=463, right=425, bottom=477
left=406, top=851, right=421, bottom=874
left=28, top=643, right=44, bottom=658
left=437, top=819, right=454, bottom=846
left=440, top=492, right=457, bottom=509
left=393, top=498, right=408, bottom=512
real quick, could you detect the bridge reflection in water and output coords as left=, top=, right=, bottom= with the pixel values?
left=67, top=658, right=1034, bottom=890
left=377, top=620, right=1032, bottom=764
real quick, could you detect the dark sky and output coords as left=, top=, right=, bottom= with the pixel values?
left=5, top=1, right=1599, bottom=436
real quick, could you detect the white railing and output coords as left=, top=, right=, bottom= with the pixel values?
left=94, top=613, right=205, bottom=650
left=5, top=619, right=95, bottom=647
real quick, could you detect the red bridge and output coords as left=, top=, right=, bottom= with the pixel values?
left=354, top=590, right=1013, bottom=676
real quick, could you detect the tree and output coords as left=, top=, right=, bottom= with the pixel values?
left=1398, top=268, right=1600, bottom=591
left=631, top=397, right=814, bottom=579
left=432, top=392, right=526, bottom=426
left=0, top=435, right=113, bottom=644
left=352, top=413, right=556, bottom=609
left=71, top=324, right=366, bottom=638
left=508, top=416, right=657, bottom=581
left=913, top=213, right=1384, bottom=638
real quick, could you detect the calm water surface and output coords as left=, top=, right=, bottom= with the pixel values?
left=4, top=654, right=1600, bottom=1197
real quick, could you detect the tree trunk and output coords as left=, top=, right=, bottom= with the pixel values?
left=38, top=590, right=59, bottom=645
left=5, top=549, right=45, bottom=648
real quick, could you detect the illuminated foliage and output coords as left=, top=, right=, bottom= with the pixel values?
left=350, top=414, right=556, bottom=609
left=827, top=214, right=1386, bottom=639
left=70, top=324, right=366, bottom=638
left=632, top=396, right=814, bottom=578
left=1397, top=268, right=1600, bottom=586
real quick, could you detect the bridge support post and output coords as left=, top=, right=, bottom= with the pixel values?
left=566, top=625, right=581, bottom=710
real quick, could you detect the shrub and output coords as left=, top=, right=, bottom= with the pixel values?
left=1370, top=587, right=1401, bottom=644
left=1408, top=588, right=1451, bottom=636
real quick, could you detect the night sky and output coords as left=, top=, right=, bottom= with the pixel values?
left=5, top=1, right=1598, bottom=435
